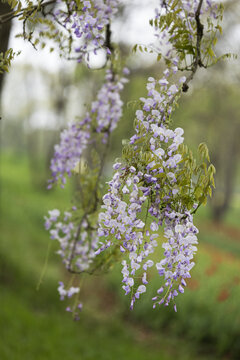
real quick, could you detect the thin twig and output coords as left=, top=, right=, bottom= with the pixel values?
left=0, top=0, right=57, bottom=25
left=182, top=0, right=204, bottom=92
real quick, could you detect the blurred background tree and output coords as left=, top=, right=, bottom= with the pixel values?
left=0, top=0, right=12, bottom=98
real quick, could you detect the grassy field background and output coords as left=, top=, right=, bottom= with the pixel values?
left=1, top=152, right=240, bottom=359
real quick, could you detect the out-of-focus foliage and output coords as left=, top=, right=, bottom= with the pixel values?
left=133, top=2, right=236, bottom=71
left=174, top=77, right=240, bottom=221
left=0, top=48, right=17, bottom=74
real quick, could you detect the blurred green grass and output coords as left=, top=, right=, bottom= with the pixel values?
left=1, top=152, right=240, bottom=359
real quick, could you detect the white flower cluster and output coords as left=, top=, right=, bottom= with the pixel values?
left=45, top=208, right=98, bottom=272
left=97, top=73, right=199, bottom=310
left=97, top=165, right=159, bottom=306
left=58, top=281, right=80, bottom=300
left=44, top=207, right=99, bottom=316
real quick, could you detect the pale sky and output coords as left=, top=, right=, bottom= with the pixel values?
left=4, top=1, right=160, bottom=128
left=8, top=0, right=239, bottom=71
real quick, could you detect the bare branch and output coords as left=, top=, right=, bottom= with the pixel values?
left=182, top=0, right=204, bottom=92
left=0, top=0, right=57, bottom=25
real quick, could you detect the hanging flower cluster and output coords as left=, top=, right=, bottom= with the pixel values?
left=45, top=208, right=98, bottom=272
left=96, top=75, right=201, bottom=311
left=45, top=67, right=128, bottom=314
left=48, top=116, right=91, bottom=188
left=48, top=68, right=128, bottom=188
left=152, top=211, right=198, bottom=310
left=45, top=0, right=219, bottom=316
left=92, top=67, right=129, bottom=138
left=54, top=0, right=120, bottom=62
left=44, top=206, right=99, bottom=316
left=95, top=0, right=218, bottom=310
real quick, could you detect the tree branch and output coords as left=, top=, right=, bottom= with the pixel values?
left=0, top=0, right=57, bottom=25
left=182, top=0, right=204, bottom=92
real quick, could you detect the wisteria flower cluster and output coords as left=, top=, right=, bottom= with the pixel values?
left=95, top=0, right=217, bottom=310
left=92, top=67, right=129, bottom=137
left=152, top=211, right=198, bottom=310
left=45, top=67, right=128, bottom=314
left=45, top=0, right=218, bottom=316
left=48, top=68, right=128, bottom=187
left=54, top=0, right=121, bottom=62
left=149, top=0, right=222, bottom=82
left=48, top=116, right=91, bottom=188
left=96, top=75, right=201, bottom=311
left=44, top=206, right=99, bottom=316
left=45, top=208, right=98, bottom=272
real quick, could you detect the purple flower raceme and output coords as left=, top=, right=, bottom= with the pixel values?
left=96, top=155, right=198, bottom=310
left=73, top=0, right=120, bottom=62
left=153, top=211, right=199, bottom=311
left=48, top=68, right=128, bottom=188
left=97, top=166, right=159, bottom=302
left=46, top=67, right=128, bottom=314
left=92, top=68, right=129, bottom=140
left=96, top=66, right=200, bottom=310
left=55, top=0, right=121, bottom=62
left=48, top=116, right=91, bottom=188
